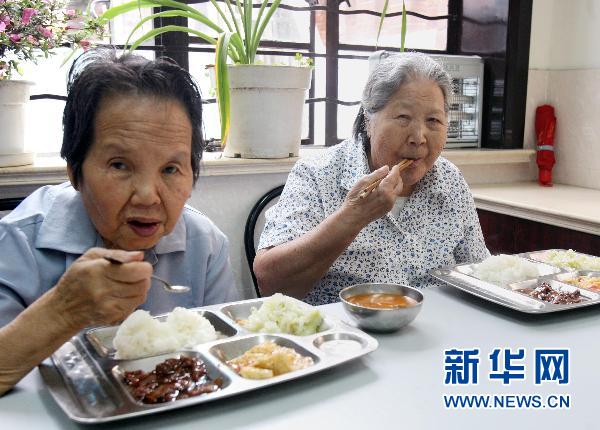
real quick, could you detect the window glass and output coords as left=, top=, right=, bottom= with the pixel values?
left=256, top=0, right=311, bottom=45
left=188, top=0, right=310, bottom=45
left=461, top=0, right=508, bottom=54
left=337, top=0, right=448, bottom=50
left=107, top=0, right=154, bottom=46
left=22, top=0, right=456, bottom=153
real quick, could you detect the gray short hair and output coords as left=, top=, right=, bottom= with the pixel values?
left=352, top=52, right=453, bottom=146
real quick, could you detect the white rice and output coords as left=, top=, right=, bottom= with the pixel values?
left=472, top=254, right=540, bottom=286
left=113, top=307, right=217, bottom=359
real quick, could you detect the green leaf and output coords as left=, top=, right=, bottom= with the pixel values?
left=375, top=0, right=389, bottom=50
left=230, top=32, right=248, bottom=64
left=250, top=0, right=269, bottom=63
left=123, top=10, right=224, bottom=49
left=400, top=0, right=407, bottom=52
left=101, top=0, right=222, bottom=34
left=251, top=0, right=281, bottom=61
left=223, top=0, right=244, bottom=50
left=215, top=33, right=232, bottom=147
left=208, top=0, right=234, bottom=32
left=127, top=25, right=218, bottom=52
left=242, top=0, right=252, bottom=63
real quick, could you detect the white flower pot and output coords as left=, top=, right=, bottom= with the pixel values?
left=0, top=80, right=34, bottom=167
left=223, top=65, right=312, bottom=159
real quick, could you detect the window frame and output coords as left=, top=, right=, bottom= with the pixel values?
left=30, top=0, right=532, bottom=150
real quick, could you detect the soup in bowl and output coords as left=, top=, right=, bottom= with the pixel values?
left=339, top=283, right=423, bottom=332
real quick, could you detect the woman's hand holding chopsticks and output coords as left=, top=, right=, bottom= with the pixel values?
left=343, top=161, right=409, bottom=225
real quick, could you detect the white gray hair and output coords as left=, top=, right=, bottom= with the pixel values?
left=352, top=52, right=453, bottom=146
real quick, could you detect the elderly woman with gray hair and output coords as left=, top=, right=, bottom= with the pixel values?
left=254, top=52, right=490, bottom=305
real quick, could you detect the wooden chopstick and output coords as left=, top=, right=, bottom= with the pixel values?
left=357, top=159, right=413, bottom=199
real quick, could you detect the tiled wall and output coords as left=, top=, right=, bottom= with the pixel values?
left=524, top=69, right=600, bottom=190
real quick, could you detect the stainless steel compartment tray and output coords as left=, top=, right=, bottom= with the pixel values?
left=429, top=251, right=600, bottom=314
left=39, top=297, right=378, bottom=423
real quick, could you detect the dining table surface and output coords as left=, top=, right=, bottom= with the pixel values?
left=1, top=284, right=597, bottom=430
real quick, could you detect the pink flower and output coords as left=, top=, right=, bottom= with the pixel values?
left=0, top=21, right=5, bottom=33
left=9, top=33, right=22, bottom=43
left=79, top=39, right=90, bottom=51
left=37, top=25, right=52, bottom=38
left=66, top=23, right=82, bottom=31
left=65, top=9, right=76, bottom=17
left=22, top=8, right=38, bottom=25
left=0, top=14, right=9, bottom=25
left=27, top=35, right=39, bottom=45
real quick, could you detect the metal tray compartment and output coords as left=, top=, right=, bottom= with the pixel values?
left=220, top=298, right=333, bottom=334
left=455, top=257, right=562, bottom=287
left=209, top=334, right=320, bottom=380
left=312, top=332, right=370, bottom=356
left=554, top=270, right=600, bottom=292
left=85, top=310, right=238, bottom=358
left=430, top=250, right=600, bottom=314
left=40, top=297, right=378, bottom=424
left=527, top=249, right=600, bottom=270
left=112, top=350, right=232, bottom=406
left=509, top=278, right=599, bottom=304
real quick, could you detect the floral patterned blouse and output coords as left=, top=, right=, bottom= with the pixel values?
left=258, top=138, right=490, bottom=305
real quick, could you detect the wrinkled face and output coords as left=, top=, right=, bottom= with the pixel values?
left=367, top=78, right=447, bottom=196
left=70, top=95, right=194, bottom=250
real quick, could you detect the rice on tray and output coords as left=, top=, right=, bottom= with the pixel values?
left=113, top=307, right=217, bottom=359
left=472, top=254, right=540, bottom=286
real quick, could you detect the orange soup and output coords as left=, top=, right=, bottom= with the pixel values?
left=346, top=293, right=418, bottom=309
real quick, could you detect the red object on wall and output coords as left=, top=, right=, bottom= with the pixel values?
left=535, top=105, right=556, bottom=186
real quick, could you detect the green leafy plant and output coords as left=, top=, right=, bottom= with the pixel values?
left=294, top=52, right=313, bottom=67
left=375, top=0, right=406, bottom=52
left=99, top=0, right=286, bottom=146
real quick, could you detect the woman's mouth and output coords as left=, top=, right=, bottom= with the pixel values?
left=127, top=219, right=160, bottom=237
left=402, top=157, right=421, bottom=168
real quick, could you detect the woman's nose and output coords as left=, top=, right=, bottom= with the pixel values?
left=408, top=121, right=426, bottom=145
left=130, top=177, right=161, bottom=206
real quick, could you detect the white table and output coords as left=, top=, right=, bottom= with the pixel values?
left=1, top=285, right=597, bottom=429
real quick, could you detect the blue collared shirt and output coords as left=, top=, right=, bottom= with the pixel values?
left=0, top=182, right=240, bottom=328
left=258, top=137, right=490, bottom=305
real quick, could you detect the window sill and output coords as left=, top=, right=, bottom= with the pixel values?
left=0, top=148, right=534, bottom=188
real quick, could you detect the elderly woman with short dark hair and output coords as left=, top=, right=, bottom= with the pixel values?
left=0, top=49, right=239, bottom=395
left=254, top=52, right=490, bottom=305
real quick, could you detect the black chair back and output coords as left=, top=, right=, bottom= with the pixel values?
left=244, top=185, right=284, bottom=297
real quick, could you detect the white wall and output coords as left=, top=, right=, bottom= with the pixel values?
left=529, top=0, right=600, bottom=70
left=525, top=0, right=600, bottom=189
left=189, top=172, right=289, bottom=300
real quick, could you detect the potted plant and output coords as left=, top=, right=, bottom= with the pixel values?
left=0, top=0, right=103, bottom=167
left=99, top=0, right=313, bottom=158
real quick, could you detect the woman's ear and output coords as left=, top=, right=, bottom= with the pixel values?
left=66, top=164, right=78, bottom=190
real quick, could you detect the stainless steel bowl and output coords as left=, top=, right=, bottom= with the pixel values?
left=339, top=283, right=424, bottom=332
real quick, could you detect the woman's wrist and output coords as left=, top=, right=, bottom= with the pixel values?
left=41, top=286, right=84, bottom=334
left=334, top=204, right=372, bottom=235
left=0, top=288, right=81, bottom=396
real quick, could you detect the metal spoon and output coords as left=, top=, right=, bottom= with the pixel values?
left=103, top=256, right=190, bottom=294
